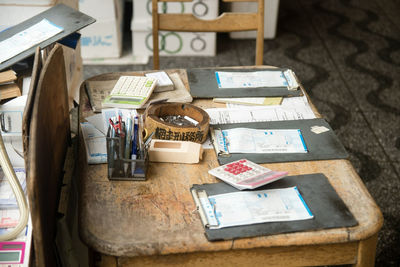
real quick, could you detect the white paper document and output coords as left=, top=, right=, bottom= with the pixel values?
left=281, top=95, right=310, bottom=105
left=215, top=69, right=299, bottom=90
left=0, top=168, right=26, bottom=209
left=101, top=108, right=137, bottom=135
left=81, top=109, right=137, bottom=164
left=0, top=209, right=20, bottom=228
left=215, top=128, right=308, bottom=154
left=0, top=19, right=63, bottom=64
left=220, top=97, right=282, bottom=107
left=205, top=104, right=315, bottom=125
left=201, top=186, right=313, bottom=229
left=80, top=122, right=107, bottom=164
left=219, top=97, right=269, bottom=105
left=2, top=136, right=25, bottom=167
left=225, top=95, right=310, bottom=109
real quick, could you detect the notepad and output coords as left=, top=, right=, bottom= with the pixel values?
left=145, top=71, right=174, bottom=92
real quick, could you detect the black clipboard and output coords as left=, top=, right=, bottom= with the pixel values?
left=191, top=173, right=357, bottom=241
left=212, top=118, right=348, bottom=165
left=0, top=4, right=95, bottom=71
left=187, top=67, right=303, bottom=98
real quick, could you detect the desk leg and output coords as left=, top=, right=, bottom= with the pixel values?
left=94, top=253, right=117, bottom=267
left=353, top=233, right=378, bottom=267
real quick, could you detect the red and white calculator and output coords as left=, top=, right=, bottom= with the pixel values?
left=208, top=159, right=288, bottom=190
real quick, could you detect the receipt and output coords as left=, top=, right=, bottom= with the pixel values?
left=207, top=186, right=313, bottom=229
left=0, top=19, right=63, bottom=63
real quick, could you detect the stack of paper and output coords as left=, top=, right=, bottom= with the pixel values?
left=85, top=72, right=192, bottom=113
left=206, top=95, right=316, bottom=125
left=0, top=168, right=26, bottom=209
left=213, top=97, right=283, bottom=106
left=0, top=70, right=21, bottom=101
left=145, top=71, right=174, bottom=92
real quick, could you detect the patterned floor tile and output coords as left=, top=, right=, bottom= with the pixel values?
left=364, top=162, right=400, bottom=266
left=361, top=111, right=400, bottom=162
left=302, top=0, right=400, bottom=114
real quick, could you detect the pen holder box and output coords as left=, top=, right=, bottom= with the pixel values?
left=106, top=131, right=149, bottom=181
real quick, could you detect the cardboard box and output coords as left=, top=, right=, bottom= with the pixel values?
left=79, top=0, right=124, bottom=59
left=0, top=5, right=48, bottom=32
left=0, top=0, right=78, bottom=32
left=133, top=0, right=218, bottom=21
left=78, top=0, right=120, bottom=21
left=230, top=0, right=280, bottom=39
left=0, top=0, right=54, bottom=5
left=80, top=18, right=123, bottom=59
left=131, top=18, right=216, bottom=63
left=0, top=0, right=77, bottom=6
left=131, top=0, right=219, bottom=62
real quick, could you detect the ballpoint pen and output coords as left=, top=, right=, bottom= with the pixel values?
left=131, top=116, right=139, bottom=176
left=124, top=117, right=132, bottom=175
left=108, top=125, right=116, bottom=178
left=138, top=114, right=145, bottom=159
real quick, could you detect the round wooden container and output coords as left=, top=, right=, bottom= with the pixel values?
left=144, top=103, right=210, bottom=144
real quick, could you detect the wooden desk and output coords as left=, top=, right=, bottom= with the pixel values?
left=78, top=68, right=383, bottom=267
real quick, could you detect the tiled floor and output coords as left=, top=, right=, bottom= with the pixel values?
left=83, top=0, right=400, bottom=265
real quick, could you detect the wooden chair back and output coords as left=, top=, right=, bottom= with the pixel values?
left=25, top=44, right=70, bottom=266
left=152, top=0, right=264, bottom=69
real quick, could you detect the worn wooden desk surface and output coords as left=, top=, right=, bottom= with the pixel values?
left=78, top=68, right=383, bottom=267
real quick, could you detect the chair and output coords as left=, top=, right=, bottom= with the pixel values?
left=152, top=0, right=264, bottom=69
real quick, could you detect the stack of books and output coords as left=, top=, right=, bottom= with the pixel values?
left=0, top=70, right=22, bottom=101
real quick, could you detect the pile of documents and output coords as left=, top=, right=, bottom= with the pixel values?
left=206, top=95, right=315, bottom=125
